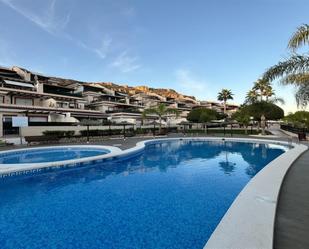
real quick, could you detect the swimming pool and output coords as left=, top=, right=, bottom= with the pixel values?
left=0, top=140, right=289, bottom=249
left=0, top=146, right=111, bottom=164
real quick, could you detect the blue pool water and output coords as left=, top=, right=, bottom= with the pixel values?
left=0, top=147, right=109, bottom=164
left=0, top=140, right=288, bottom=249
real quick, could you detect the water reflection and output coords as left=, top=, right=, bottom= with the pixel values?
left=0, top=140, right=288, bottom=193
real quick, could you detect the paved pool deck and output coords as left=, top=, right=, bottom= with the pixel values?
left=274, top=148, right=309, bottom=249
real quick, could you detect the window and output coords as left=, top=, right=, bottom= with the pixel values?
left=29, top=117, right=48, bottom=122
left=15, top=97, right=33, bottom=106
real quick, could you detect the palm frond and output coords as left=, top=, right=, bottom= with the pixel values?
left=269, top=97, right=285, bottom=105
left=142, top=108, right=159, bottom=119
left=295, top=84, right=309, bottom=107
left=263, top=55, right=309, bottom=82
left=217, top=89, right=234, bottom=101
left=280, top=73, right=309, bottom=86
left=165, top=108, right=180, bottom=117
left=288, top=24, right=309, bottom=51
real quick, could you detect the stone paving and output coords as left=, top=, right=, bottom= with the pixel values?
left=274, top=147, right=309, bottom=249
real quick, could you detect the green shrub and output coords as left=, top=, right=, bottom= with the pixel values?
left=237, top=101, right=284, bottom=121
left=183, top=128, right=264, bottom=135
left=65, top=131, right=75, bottom=137
left=80, top=129, right=127, bottom=137
left=42, top=130, right=75, bottom=137
left=283, top=111, right=309, bottom=128
left=187, top=108, right=224, bottom=123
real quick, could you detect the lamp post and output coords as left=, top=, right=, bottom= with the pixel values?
left=261, top=115, right=266, bottom=135
left=250, top=116, right=254, bottom=134
left=107, top=117, right=112, bottom=136
left=123, top=123, right=126, bottom=140
left=86, top=116, right=90, bottom=143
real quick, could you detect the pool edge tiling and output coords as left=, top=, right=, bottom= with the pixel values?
left=0, top=137, right=295, bottom=178
left=0, top=145, right=122, bottom=177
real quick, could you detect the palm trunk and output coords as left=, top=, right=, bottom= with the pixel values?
left=223, top=100, right=227, bottom=114
left=261, top=115, right=266, bottom=135
left=159, top=116, right=162, bottom=134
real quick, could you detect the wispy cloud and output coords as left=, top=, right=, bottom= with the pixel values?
left=0, top=0, right=141, bottom=71
left=175, top=69, right=208, bottom=99
left=111, top=51, right=141, bottom=73
left=0, top=0, right=70, bottom=35
left=0, top=0, right=112, bottom=60
left=122, top=6, right=136, bottom=17
left=94, top=35, right=113, bottom=59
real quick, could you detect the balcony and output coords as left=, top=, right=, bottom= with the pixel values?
left=106, top=108, right=142, bottom=114
left=43, top=84, right=82, bottom=98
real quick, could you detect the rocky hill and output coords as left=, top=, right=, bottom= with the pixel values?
left=95, top=82, right=197, bottom=102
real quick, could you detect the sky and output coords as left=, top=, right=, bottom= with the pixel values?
left=0, top=0, right=309, bottom=113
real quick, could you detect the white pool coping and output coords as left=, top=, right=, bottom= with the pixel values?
left=0, top=145, right=122, bottom=175
left=0, top=137, right=306, bottom=249
left=203, top=139, right=307, bottom=249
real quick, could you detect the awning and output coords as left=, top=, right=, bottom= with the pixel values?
left=4, top=79, right=35, bottom=88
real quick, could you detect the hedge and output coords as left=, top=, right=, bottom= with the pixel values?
left=80, top=129, right=128, bottom=137
left=42, top=130, right=75, bottom=137
left=183, top=129, right=266, bottom=135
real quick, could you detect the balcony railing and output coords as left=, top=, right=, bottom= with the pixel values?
left=44, top=89, right=82, bottom=98
left=106, top=109, right=142, bottom=114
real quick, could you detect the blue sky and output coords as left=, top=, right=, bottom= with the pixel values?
left=0, top=0, right=309, bottom=113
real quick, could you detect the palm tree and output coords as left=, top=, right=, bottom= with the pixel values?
left=288, top=24, right=309, bottom=51
left=142, top=103, right=180, bottom=133
left=217, top=89, right=234, bottom=114
left=253, top=78, right=272, bottom=101
left=245, top=89, right=258, bottom=104
left=247, top=78, right=284, bottom=105
left=263, top=24, right=309, bottom=106
left=264, top=85, right=274, bottom=101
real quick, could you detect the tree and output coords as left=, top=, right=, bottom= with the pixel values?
left=245, top=89, right=259, bottom=104
left=253, top=79, right=272, bottom=101
left=283, top=111, right=309, bottom=128
left=235, top=102, right=284, bottom=135
left=264, top=85, right=275, bottom=101
left=263, top=24, right=309, bottom=106
left=288, top=24, right=309, bottom=51
left=187, top=108, right=221, bottom=123
left=142, top=103, right=179, bottom=132
left=217, top=89, right=234, bottom=114
left=232, top=111, right=251, bottom=134
left=238, top=101, right=284, bottom=121
left=246, top=79, right=284, bottom=105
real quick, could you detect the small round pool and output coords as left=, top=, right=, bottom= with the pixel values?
left=0, top=146, right=111, bottom=164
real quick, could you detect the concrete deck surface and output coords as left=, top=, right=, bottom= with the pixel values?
left=274, top=148, right=309, bottom=249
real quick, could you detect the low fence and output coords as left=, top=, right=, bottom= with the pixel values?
left=21, top=125, right=179, bottom=137
left=280, top=124, right=307, bottom=140
left=22, top=124, right=263, bottom=145
left=280, top=124, right=308, bottom=134
left=21, top=124, right=257, bottom=137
